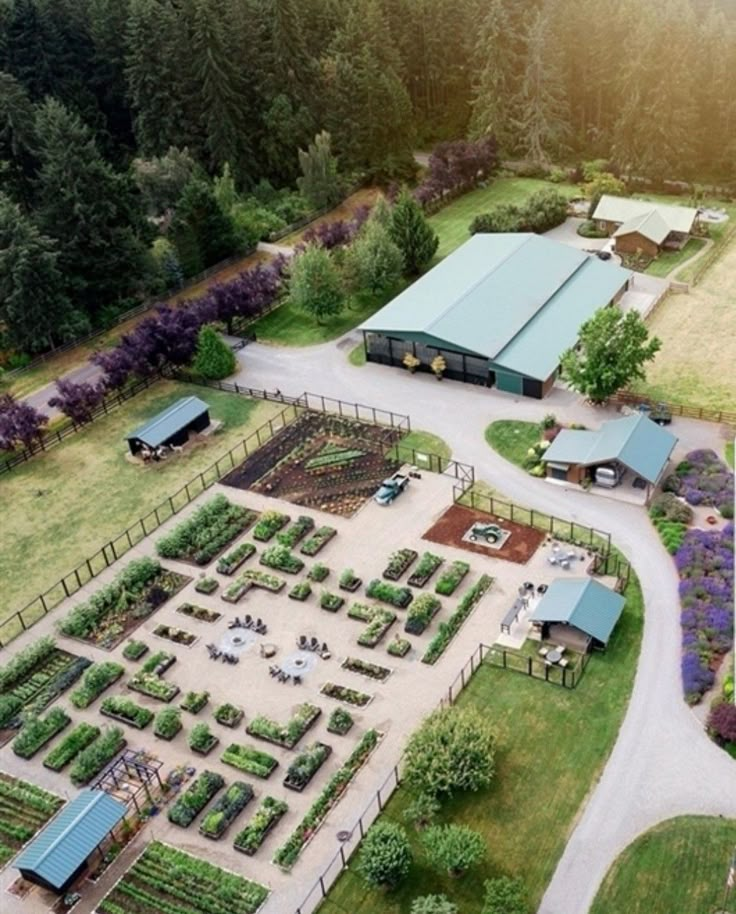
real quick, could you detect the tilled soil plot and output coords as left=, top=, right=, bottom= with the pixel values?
left=423, top=504, right=544, bottom=564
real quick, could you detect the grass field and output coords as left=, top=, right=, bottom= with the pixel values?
left=644, top=237, right=707, bottom=278
left=590, top=816, right=736, bottom=914
left=428, top=177, right=580, bottom=259
left=319, top=576, right=643, bottom=913
left=484, top=420, right=541, bottom=468
left=0, top=382, right=282, bottom=619
left=726, top=442, right=734, bottom=468
left=389, top=430, right=452, bottom=462
left=348, top=342, right=367, bottom=366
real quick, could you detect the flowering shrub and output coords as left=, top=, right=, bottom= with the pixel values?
left=707, top=703, right=736, bottom=745
left=666, top=450, right=734, bottom=516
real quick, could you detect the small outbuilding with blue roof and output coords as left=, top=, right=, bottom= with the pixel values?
left=530, top=578, right=626, bottom=651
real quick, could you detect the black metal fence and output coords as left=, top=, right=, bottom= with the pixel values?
left=484, top=643, right=590, bottom=689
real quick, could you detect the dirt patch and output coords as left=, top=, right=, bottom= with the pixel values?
left=222, top=412, right=402, bottom=516
left=423, top=504, right=544, bottom=565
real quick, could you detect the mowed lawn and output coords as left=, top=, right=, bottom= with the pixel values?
left=590, top=816, right=736, bottom=914
left=0, top=382, right=282, bottom=619
left=485, top=420, right=541, bottom=468
left=319, top=577, right=643, bottom=914
left=644, top=236, right=707, bottom=278
left=429, top=177, right=580, bottom=259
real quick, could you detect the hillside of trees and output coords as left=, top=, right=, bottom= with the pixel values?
left=1, top=0, right=735, bottom=357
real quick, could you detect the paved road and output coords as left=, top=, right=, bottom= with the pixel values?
left=22, top=360, right=105, bottom=421
left=233, top=334, right=736, bottom=913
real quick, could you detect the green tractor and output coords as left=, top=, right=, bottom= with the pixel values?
left=469, top=522, right=504, bottom=544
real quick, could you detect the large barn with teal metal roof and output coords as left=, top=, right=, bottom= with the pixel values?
left=360, top=233, right=632, bottom=398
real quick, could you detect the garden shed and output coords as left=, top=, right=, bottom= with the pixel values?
left=14, top=789, right=127, bottom=893
left=360, top=233, right=631, bottom=398
left=530, top=578, right=625, bottom=650
left=126, top=395, right=210, bottom=455
left=592, top=195, right=698, bottom=256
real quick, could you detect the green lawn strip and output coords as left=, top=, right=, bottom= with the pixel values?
left=726, top=442, right=734, bottom=468
left=484, top=420, right=541, bottom=468
left=590, top=816, right=736, bottom=914
left=320, top=575, right=643, bottom=913
left=388, top=430, right=452, bottom=465
left=348, top=343, right=367, bottom=367
left=0, top=381, right=282, bottom=621
left=644, top=237, right=707, bottom=278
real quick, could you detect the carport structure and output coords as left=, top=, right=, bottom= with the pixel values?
left=126, top=395, right=210, bottom=455
left=530, top=577, right=626, bottom=651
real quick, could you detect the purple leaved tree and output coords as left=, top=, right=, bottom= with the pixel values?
left=48, top=378, right=105, bottom=426
left=0, top=394, right=49, bottom=452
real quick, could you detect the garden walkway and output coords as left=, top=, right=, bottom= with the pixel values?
left=231, top=337, right=736, bottom=914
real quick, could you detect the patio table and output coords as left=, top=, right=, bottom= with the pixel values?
left=547, top=649, right=562, bottom=664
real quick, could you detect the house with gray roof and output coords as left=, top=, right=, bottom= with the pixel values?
left=592, top=195, right=699, bottom=258
left=530, top=578, right=626, bottom=651
left=359, top=233, right=631, bottom=398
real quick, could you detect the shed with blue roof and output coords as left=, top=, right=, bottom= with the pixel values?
left=126, top=395, right=210, bottom=455
left=530, top=578, right=626, bottom=650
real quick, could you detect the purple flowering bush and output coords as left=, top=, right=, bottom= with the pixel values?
left=676, top=523, right=734, bottom=704
left=666, top=450, right=734, bottom=517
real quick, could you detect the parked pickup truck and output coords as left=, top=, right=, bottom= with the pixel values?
left=374, top=472, right=410, bottom=506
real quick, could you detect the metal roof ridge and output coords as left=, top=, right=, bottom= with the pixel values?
left=29, top=791, right=108, bottom=868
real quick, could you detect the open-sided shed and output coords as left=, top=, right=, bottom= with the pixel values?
left=530, top=578, right=625, bottom=650
left=126, top=395, right=210, bottom=455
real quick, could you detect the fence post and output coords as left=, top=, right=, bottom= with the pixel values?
left=377, top=787, right=383, bottom=811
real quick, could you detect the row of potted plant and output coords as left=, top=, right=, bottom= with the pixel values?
left=252, top=510, right=290, bottom=542
left=13, top=708, right=71, bottom=759
left=222, top=742, right=278, bottom=779
left=365, top=579, right=413, bottom=608
left=284, top=742, right=332, bottom=791
left=423, top=574, right=493, bottom=664
left=70, top=661, right=124, bottom=709
left=404, top=593, right=442, bottom=636
left=217, top=542, right=256, bottom=575
left=200, top=782, right=254, bottom=840
left=101, top=695, right=154, bottom=729
left=276, top=515, right=315, bottom=548
left=341, top=657, right=391, bottom=681
left=300, top=526, right=337, bottom=556
left=382, top=548, right=418, bottom=581
left=168, top=769, right=225, bottom=828
left=69, top=727, right=126, bottom=786
left=408, top=552, right=444, bottom=587
left=320, top=682, right=372, bottom=707
left=435, top=560, right=470, bottom=595
left=43, top=722, right=100, bottom=771
left=260, top=544, right=305, bottom=574
left=176, top=603, right=221, bottom=623
left=233, top=796, right=288, bottom=856
left=246, top=703, right=321, bottom=749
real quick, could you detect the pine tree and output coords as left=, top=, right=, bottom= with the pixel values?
left=297, top=131, right=342, bottom=209
left=170, top=176, right=239, bottom=272
left=388, top=189, right=438, bottom=275
left=0, top=72, right=38, bottom=205
left=191, top=325, right=237, bottom=379
left=287, top=245, right=344, bottom=323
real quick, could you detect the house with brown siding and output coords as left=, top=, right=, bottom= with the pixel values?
left=592, top=195, right=698, bottom=257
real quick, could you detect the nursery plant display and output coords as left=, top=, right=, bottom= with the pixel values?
left=156, top=494, right=257, bottom=564
left=189, top=722, right=219, bottom=755
left=199, top=782, right=254, bottom=839
left=404, top=593, right=442, bottom=635
left=283, top=741, right=332, bottom=791
left=70, top=661, right=124, bottom=708
left=365, top=579, right=413, bottom=609
left=301, top=526, right=337, bottom=556
left=320, top=591, right=345, bottom=612
left=277, top=515, right=315, bottom=547
left=252, top=510, right=290, bottom=542
left=308, top=563, right=330, bottom=582
left=321, top=682, right=372, bottom=707
left=181, top=690, right=209, bottom=713
left=100, top=696, right=154, bottom=729
left=382, top=548, right=418, bottom=581
left=43, top=722, right=100, bottom=771
left=423, top=575, right=493, bottom=664
left=435, top=560, right=470, bottom=595
left=168, top=770, right=225, bottom=827
left=217, top=543, right=256, bottom=575
left=222, top=743, right=279, bottom=779
left=214, top=703, right=244, bottom=727
left=327, top=707, right=354, bottom=735
left=289, top=581, right=312, bottom=601
left=234, top=796, right=288, bottom=856
left=341, top=657, right=391, bottom=681
left=246, top=703, right=321, bottom=749
left=260, top=543, right=305, bottom=574
left=0, top=774, right=63, bottom=867
left=408, top=552, right=444, bottom=587
left=153, top=708, right=182, bottom=740
left=12, top=708, right=71, bottom=759
left=70, top=727, right=126, bottom=785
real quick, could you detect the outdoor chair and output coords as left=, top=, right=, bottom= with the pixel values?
left=538, top=646, right=549, bottom=657
left=555, top=645, right=566, bottom=653
left=548, top=556, right=558, bottom=566
left=559, top=658, right=569, bottom=669
left=560, top=559, right=570, bottom=569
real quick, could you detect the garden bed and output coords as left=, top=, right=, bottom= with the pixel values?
left=43, top=722, right=100, bottom=771
left=100, top=696, right=154, bottom=729
left=214, top=703, right=245, bottom=728
left=339, top=569, right=362, bottom=592
left=153, top=708, right=182, bottom=740
left=222, top=569, right=286, bottom=603
left=407, top=552, right=444, bottom=587
left=195, top=576, right=219, bottom=595
left=260, top=543, right=305, bottom=574
left=0, top=774, right=63, bottom=868
left=70, top=662, right=124, bottom=709
left=320, top=591, right=345, bottom=612
left=327, top=707, right=354, bottom=735
left=246, top=703, right=321, bottom=749
left=301, top=526, right=337, bottom=556
left=12, top=708, right=71, bottom=759
left=321, top=682, right=372, bottom=707
left=176, top=603, right=222, bottom=623
left=349, top=603, right=397, bottom=648
left=365, top=579, right=413, bottom=608
left=435, top=559, right=470, bottom=596
left=122, top=640, right=148, bottom=661
left=277, top=515, right=315, bottom=547
left=128, top=665, right=180, bottom=703
left=168, top=770, right=225, bottom=828
left=217, top=542, right=256, bottom=575
left=189, top=723, right=219, bottom=755
left=252, top=510, right=290, bottom=542
left=404, top=593, right=442, bottom=635
left=382, top=548, right=418, bottom=581
left=234, top=796, right=288, bottom=856
left=199, top=782, right=254, bottom=840
left=156, top=494, right=257, bottom=565
left=341, top=657, right=391, bottom=681
left=70, top=727, right=126, bottom=785
left=181, top=690, right=209, bottom=714
left=289, top=581, right=312, bottom=601
left=283, top=742, right=332, bottom=792
left=153, top=624, right=197, bottom=647
left=424, top=504, right=544, bottom=564
left=308, top=563, right=330, bottom=582
left=423, top=574, right=493, bottom=664
left=387, top=637, right=411, bottom=658
left=222, top=743, right=278, bottom=778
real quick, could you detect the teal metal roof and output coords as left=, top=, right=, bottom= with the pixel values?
left=542, top=414, right=677, bottom=484
left=361, top=234, right=631, bottom=380
left=15, top=790, right=126, bottom=890
left=127, top=396, right=209, bottom=448
left=530, top=578, right=625, bottom=644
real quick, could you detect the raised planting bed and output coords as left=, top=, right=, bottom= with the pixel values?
left=288, top=581, right=312, bottom=602
left=12, top=708, right=71, bottom=759
left=214, top=703, right=244, bottom=728
left=222, top=569, right=286, bottom=603
left=382, top=548, right=418, bottom=581
left=320, top=591, right=344, bottom=613
left=141, top=650, right=176, bottom=676
left=222, top=742, right=278, bottom=778
left=321, top=682, right=372, bottom=707
left=300, top=526, right=337, bottom=557
left=283, top=741, right=332, bottom=792
left=408, top=552, right=444, bottom=587
left=326, top=707, right=354, bottom=735
left=70, top=661, right=124, bottom=709
left=176, top=603, right=222, bottom=623
left=153, top=623, right=196, bottom=647
left=339, top=569, right=362, bottom=592
left=341, top=657, right=391, bottom=682
left=273, top=729, right=381, bottom=870
left=423, top=574, right=493, bottom=665
left=387, top=637, right=411, bottom=658
left=168, top=770, right=225, bottom=828
left=234, top=796, right=288, bottom=856
left=260, top=544, right=305, bottom=574
left=189, top=722, right=219, bottom=755
left=217, top=542, right=256, bottom=575
left=122, top=640, right=148, bottom=661
left=153, top=708, right=182, bottom=740
left=0, top=774, right=64, bottom=865
left=96, top=840, right=268, bottom=914
left=180, top=690, right=209, bottom=714
left=199, top=782, right=254, bottom=840
left=434, top=560, right=470, bottom=596
left=195, top=576, right=219, bottom=595
left=128, top=671, right=179, bottom=703
left=156, top=494, right=258, bottom=565
left=69, top=727, right=126, bottom=785
left=43, top=722, right=100, bottom=771
left=58, top=557, right=189, bottom=649
left=307, top=563, right=330, bottom=583
left=246, top=703, right=321, bottom=750
left=404, top=593, right=442, bottom=636
left=252, top=510, right=290, bottom=542
left=100, top=696, right=154, bottom=729
left=366, top=579, right=413, bottom=609
left=277, top=515, right=315, bottom=548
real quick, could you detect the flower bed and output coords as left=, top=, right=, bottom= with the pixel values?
left=387, top=637, right=411, bottom=658
left=308, top=563, right=330, bottom=583
left=341, top=657, right=391, bottom=681
left=222, top=569, right=286, bottom=602
left=12, top=708, right=71, bottom=759
left=234, top=796, right=288, bottom=855
left=101, top=696, right=154, bottom=729
left=321, top=682, right=372, bottom=707
left=260, top=544, right=305, bottom=574
left=214, top=703, right=244, bottom=728
left=273, top=729, right=380, bottom=869
left=70, top=661, right=124, bottom=708
left=339, top=569, right=362, bottom=592
left=195, top=576, right=219, bottom=595
left=128, top=670, right=179, bottom=703
left=435, top=560, right=470, bottom=595
left=153, top=708, right=182, bottom=740
left=664, top=449, right=734, bottom=518
left=156, top=494, right=257, bottom=565
left=327, top=707, right=353, bottom=735
left=365, top=579, right=413, bottom=608
left=305, top=446, right=366, bottom=471
left=283, top=742, right=332, bottom=791
left=189, top=722, right=219, bottom=755
left=168, top=770, right=225, bottom=828
left=300, top=526, right=337, bottom=556
left=277, top=515, right=315, bottom=548
left=200, top=782, right=254, bottom=840
left=677, top=524, right=734, bottom=704
left=423, top=575, right=493, bottom=664
left=382, top=548, right=418, bottom=581
left=289, top=581, right=312, bottom=601
left=246, top=703, right=321, bottom=749
left=176, top=603, right=222, bottom=623
left=252, top=510, right=290, bottom=542
left=43, top=722, right=100, bottom=771
left=122, top=640, right=148, bottom=661
left=153, top=623, right=196, bottom=647
left=408, top=552, right=444, bottom=587
left=217, top=542, right=257, bottom=575
left=70, top=727, right=126, bottom=785
left=404, top=593, right=442, bottom=635
left=181, top=690, right=209, bottom=714
left=59, top=558, right=188, bottom=648
left=222, top=743, right=278, bottom=778
left=320, top=591, right=344, bottom=612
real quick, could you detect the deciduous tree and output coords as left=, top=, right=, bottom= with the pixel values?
left=421, top=824, right=486, bottom=877
left=343, top=216, right=404, bottom=295
left=287, top=246, right=344, bottom=323
left=48, top=378, right=105, bottom=426
left=357, top=822, right=412, bottom=888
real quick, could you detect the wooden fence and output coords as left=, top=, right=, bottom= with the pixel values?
left=610, top=390, right=736, bottom=427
